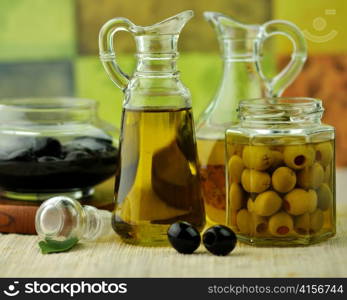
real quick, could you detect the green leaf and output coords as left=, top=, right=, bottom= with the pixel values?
left=38, top=237, right=79, bottom=254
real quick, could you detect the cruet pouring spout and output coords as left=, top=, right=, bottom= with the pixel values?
left=203, top=11, right=259, bottom=40
left=204, top=11, right=307, bottom=97
left=99, top=10, right=194, bottom=90
left=139, top=10, right=194, bottom=36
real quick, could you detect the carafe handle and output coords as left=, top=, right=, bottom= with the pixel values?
left=99, top=18, right=136, bottom=91
left=255, top=20, right=307, bottom=97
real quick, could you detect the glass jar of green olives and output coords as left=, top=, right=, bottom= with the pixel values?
left=226, top=98, right=335, bottom=246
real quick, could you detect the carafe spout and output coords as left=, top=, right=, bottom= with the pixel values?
left=135, top=10, right=194, bottom=56
left=204, top=11, right=307, bottom=97
left=139, top=10, right=193, bottom=36
left=99, top=11, right=193, bottom=90
left=204, top=11, right=259, bottom=40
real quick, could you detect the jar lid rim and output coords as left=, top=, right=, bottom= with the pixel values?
left=0, top=97, right=97, bottom=112
left=238, top=97, right=324, bottom=125
left=239, top=97, right=322, bottom=107
left=239, top=97, right=323, bottom=109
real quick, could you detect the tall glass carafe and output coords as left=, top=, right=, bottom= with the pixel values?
left=99, top=11, right=205, bottom=246
left=196, top=12, right=307, bottom=225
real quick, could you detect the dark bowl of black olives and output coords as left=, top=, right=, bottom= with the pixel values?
left=0, top=98, right=119, bottom=200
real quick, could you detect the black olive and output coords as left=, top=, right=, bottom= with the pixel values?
left=8, top=149, right=33, bottom=161
left=38, top=156, right=61, bottom=163
left=33, top=137, right=62, bottom=157
left=0, top=136, right=35, bottom=161
left=69, top=137, right=112, bottom=152
left=167, top=222, right=201, bottom=254
left=65, top=150, right=91, bottom=161
left=203, top=225, right=237, bottom=256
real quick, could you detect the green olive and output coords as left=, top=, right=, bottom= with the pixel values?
left=309, top=209, right=324, bottom=233
left=229, top=183, right=245, bottom=211
left=227, top=142, right=244, bottom=157
left=283, top=145, right=315, bottom=170
left=307, top=190, right=318, bottom=213
left=271, top=151, right=283, bottom=168
left=268, top=211, right=294, bottom=236
left=297, top=162, right=324, bottom=189
left=236, top=209, right=252, bottom=234
left=324, top=165, right=332, bottom=183
left=242, top=146, right=274, bottom=171
left=294, top=209, right=325, bottom=235
left=315, top=142, right=333, bottom=166
left=317, top=183, right=333, bottom=211
left=251, top=214, right=268, bottom=235
left=253, top=190, right=282, bottom=217
left=294, top=213, right=310, bottom=235
left=272, top=166, right=296, bottom=193
left=228, top=155, right=244, bottom=183
left=284, top=189, right=317, bottom=216
left=247, top=198, right=255, bottom=213
left=241, top=169, right=271, bottom=193
left=229, top=210, right=238, bottom=227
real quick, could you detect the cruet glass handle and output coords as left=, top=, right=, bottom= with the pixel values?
left=99, top=18, right=136, bottom=91
left=254, top=20, right=307, bottom=97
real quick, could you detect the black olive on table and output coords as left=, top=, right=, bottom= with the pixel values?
left=167, top=222, right=201, bottom=254
left=203, top=225, right=237, bottom=256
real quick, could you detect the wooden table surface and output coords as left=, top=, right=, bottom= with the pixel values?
left=1, top=170, right=346, bottom=278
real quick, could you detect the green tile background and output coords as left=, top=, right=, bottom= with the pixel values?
left=75, top=53, right=223, bottom=127
left=0, top=0, right=273, bottom=128
left=273, top=0, right=347, bottom=54
left=0, top=61, right=74, bottom=97
left=0, top=0, right=76, bottom=61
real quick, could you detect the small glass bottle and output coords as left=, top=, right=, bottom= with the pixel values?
left=226, top=97, right=336, bottom=246
left=35, top=196, right=113, bottom=243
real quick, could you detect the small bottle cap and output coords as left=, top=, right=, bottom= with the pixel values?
left=38, top=203, right=64, bottom=235
left=35, top=196, right=84, bottom=242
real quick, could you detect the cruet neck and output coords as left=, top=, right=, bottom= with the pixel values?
left=134, top=53, right=178, bottom=75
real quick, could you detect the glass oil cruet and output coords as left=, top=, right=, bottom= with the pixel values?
left=196, top=12, right=307, bottom=225
left=99, top=11, right=205, bottom=246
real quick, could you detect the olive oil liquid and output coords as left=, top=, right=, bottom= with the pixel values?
left=113, top=108, right=205, bottom=246
left=196, top=138, right=226, bottom=225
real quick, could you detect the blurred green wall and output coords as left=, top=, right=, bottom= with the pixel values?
left=0, top=0, right=272, bottom=129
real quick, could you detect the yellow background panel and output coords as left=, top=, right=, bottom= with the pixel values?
left=273, top=0, right=347, bottom=54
